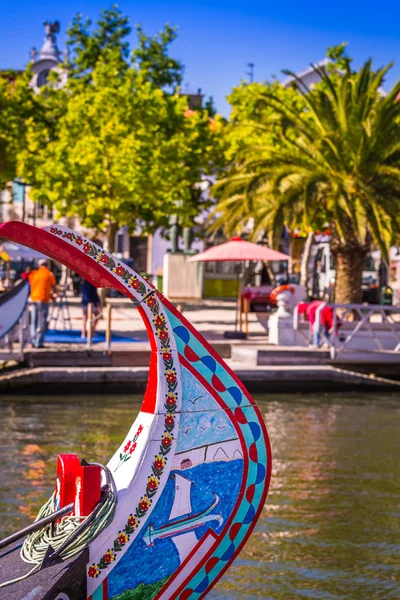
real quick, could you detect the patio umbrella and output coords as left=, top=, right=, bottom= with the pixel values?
left=188, top=236, right=290, bottom=263
left=189, top=237, right=290, bottom=337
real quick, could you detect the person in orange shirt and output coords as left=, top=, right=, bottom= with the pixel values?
left=29, top=259, right=57, bottom=348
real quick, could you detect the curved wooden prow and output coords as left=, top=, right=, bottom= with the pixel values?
left=0, top=222, right=271, bottom=600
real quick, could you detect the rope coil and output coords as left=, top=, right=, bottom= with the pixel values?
left=0, top=491, right=116, bottom=589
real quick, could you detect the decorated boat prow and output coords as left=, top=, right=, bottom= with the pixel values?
left=0, top=221, right=272, bottom=600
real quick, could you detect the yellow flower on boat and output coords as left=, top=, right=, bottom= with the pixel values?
left=147, top=475, right=160, bottom=491
left=161, top=432, right=174, bottom=449
left=117, top=530, right=129, bottom=545
left=88, top=563, right=100, bottom=578
left=128, top=514, right=139, bottom=528
left=139, top=495, right=152, bottom=511
left=103, top=549, right=116, bottom=563
left=154, top=453, right=167, bottom=470
left=165, top=391, right=177, bottom=408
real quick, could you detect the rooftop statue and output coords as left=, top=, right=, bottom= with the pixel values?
left=37, top=20, right=61, bottom=62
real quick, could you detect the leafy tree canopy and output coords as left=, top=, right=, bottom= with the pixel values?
left=0, top=70, right=39, bottom=188
left=212, top=47, right=400, bottom=302
left=18, top=8, right=221, bottom=250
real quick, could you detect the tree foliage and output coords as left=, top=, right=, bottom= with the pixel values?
left=18, top=7, right=221, bottom=251
left=67, top=5, right=131, bottom=76
left=133, top=24, right=183, bottom=89
left=212, top=49, right=400, bottom=302
left=0, top=70, right=39, bottom=188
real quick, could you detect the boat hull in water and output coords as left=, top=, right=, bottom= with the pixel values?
left=0, top=279, right=29, bottom=341
left=0, top=221, right=272, bottom=600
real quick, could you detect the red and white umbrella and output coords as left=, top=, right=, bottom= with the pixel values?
left=188, top=237, right=290, bottom=263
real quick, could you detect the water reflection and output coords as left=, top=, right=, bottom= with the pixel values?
left=1, top=392, right=400, bottom=599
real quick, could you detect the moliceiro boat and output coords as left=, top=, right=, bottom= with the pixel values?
left=0, top=221, right=272, bottom=600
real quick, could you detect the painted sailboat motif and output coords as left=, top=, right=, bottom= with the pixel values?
left=144, top=473, right=223, bottom=555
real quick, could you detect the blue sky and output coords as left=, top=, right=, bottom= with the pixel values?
left=1, top=0, right=399, bottom=115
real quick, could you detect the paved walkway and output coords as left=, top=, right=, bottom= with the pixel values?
left=48, top=297, right=269, bottom=347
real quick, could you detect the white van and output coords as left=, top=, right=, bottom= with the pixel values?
left=307, top=241, right=379, bottom=303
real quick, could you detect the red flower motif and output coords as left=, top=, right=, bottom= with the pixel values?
left=76, top=237, right=83, bottom=245
left=147, top=476, right=159, bottom=490
left=154, top=455, right=166, bottom=470
left=67, top=233, right=72, bottom=240
left=129, top=442, right=137, bottom=454
left=159, top=330, right=168, bottom=342
left=115, top=265, right=125, bottom=276
left=104, top=553, right=112, bottom=563
left=162, top=352, right=172, bottom=362
left=162, top=435, right=172, bottom=448
left=146, top=296, right=156, bottom=308
left=165, top=414, right=174, bottom=427
left=123, top=440, right=131, bottom=453
left=166, top=372, right=176, bottom=385
left=140, top=499, right=150, bottom=512
left=83, top=242, right=91, bottom=253
left=166, top=396, right=175, bottom=407
left=154, top=316, right=165, bottom=328
left=100, top=254, right=108, bottom=264
left=128, top=514, right=138, bottom=527
left=50, top=227, right=56, bottom=234
left=137, top=425, right=143, bottom=435
left=88, top=564, right=99, bottom=577
left=117, top=532, right=128, bottom=545
left=132, top=279, right=140, bottom=289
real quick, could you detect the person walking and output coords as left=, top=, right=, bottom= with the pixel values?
left=29, top=259, right=57, bottom=348
left=80, top=278, right=101, bottom=338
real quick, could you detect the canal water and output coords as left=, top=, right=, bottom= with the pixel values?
left=1, top=392, right=399, bottom=599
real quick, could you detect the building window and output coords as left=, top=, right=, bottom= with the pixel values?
left=37, top=69, right=50, bottom=87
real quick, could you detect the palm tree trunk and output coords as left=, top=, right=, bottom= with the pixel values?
left=300, top=232, right=314, bottom=289
left=334, top=248, right=365, bottom=304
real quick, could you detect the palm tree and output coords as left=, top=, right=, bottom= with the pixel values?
left=212, top=60, right=400, bottom=303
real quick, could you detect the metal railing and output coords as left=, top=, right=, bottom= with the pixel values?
left=0, top=308, right=29, bottom=362
left=294, top=302, right=400, bottom=359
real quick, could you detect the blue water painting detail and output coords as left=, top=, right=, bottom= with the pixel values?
left=108, top=459, right=244, bottom=598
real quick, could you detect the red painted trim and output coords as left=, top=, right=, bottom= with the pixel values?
left=153, top=530, right=218, bottom=600
left=0, top=222, right=127, bottom=292
left=102, top=578, right=108, bottom=599
left=0, top=222, right=161, bottom=414
left=198, top=405, right=272, bottom=600
left=166, top=355, right=272, bottom=600
left=137, top=305, right=158, bottom=414
left=161, top=354, right=250, bottom=600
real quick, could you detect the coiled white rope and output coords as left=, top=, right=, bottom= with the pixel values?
left=0, top=491, right=116, bottom=589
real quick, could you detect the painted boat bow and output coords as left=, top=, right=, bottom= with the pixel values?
left=0, top=221, right=272, bottom=600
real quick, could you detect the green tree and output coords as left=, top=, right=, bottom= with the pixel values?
left=0, top=70, right=38, bottom=188
left=19, top=9, right=221, bottom=252
left=212, top=56, right=400, bottom=303
left=133, top=24, right=183, bottom=89
left=67, top=5, right=131, bottom=76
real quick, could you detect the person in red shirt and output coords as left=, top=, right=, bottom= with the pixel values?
left=301, top=300, right=341, bottom=347
left=29, top=259, right=57, bottom=348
